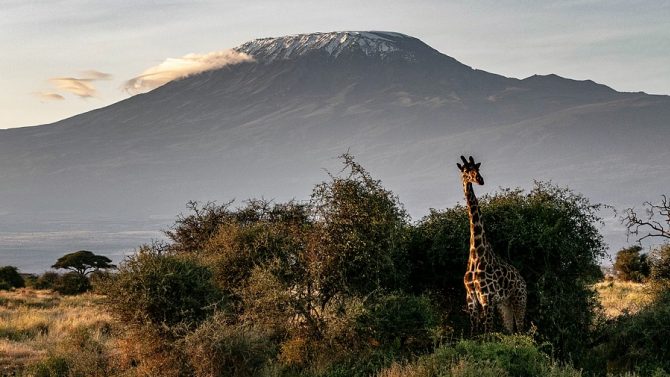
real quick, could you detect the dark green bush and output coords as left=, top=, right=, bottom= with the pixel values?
left=52, top=272, right=91, bottom=295
left=0, top=265, right=25, bottom=290
left=356, top=292, right=438, bottom=349
left=614, top=245, right=650, bottom=282
left=25, top=271, right=60, bottom=290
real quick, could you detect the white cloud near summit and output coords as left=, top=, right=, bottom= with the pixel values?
left=123, top=49, right=253, bottom=95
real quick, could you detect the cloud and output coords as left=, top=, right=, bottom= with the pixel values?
left=80, top=70, right=114, bottom=81
left=48, top=77, right=100, bottom=98
left=123, top=49, right=253, bottom=95
left=32, top=92, right=65, bottom=101
left=44, top=70, right=113, bottom=99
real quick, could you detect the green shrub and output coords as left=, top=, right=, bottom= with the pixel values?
left=184, top=311, right=276, bottom=377
left=0, top=265, right=25, bottom=290
left=310, top=153, right=410, bottom=299
left=103, top=244, right=225, bottom=332
left=376, top=335, right=582, bottom=377
left=25, top=271, right=60, bottom=290
left=356, top=292, right=438, bottom=349
left=614, top=245, right=650, bottom=282
left=52, top=272, right=92, bottom=295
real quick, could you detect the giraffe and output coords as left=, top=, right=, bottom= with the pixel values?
left=457, top=155, right=526, bottom=335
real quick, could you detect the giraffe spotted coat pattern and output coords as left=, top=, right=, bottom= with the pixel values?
left=457, top=155, right=526, bottom=335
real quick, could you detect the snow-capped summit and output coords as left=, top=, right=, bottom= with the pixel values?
left=234, top=31, right=430, bottom=63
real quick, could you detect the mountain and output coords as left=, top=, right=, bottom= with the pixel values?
left=1, top=31, right=669, bottom=272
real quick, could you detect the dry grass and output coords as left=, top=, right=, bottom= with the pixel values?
left=0, top=288, right=117, bottom=375
left=594, top=279, right=653, bottom=318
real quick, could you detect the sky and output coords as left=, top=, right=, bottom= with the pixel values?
left=1, top=0, right=669, bottom=130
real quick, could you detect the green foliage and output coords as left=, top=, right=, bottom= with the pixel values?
left=356, top=292, right=438, bottom=349
left=28, top=356, right=70, bottom=377
left=51, top=250, right=116, bottom=276
left=407, top=206, right=470, bottom=335
left=376, top=334, right=582, bottom=377
left=649, top=243, right=670, bottom=291
left=600, top=290, right=670, bottom=375
left=410, top=182, right=606, bottom=358
left=310, top=153, right=410, bottom=299
left=184, top=311, right=276, bottom=377
left=165, top=200, right=238, bottom=255
left=103, top=244, right=225, bottom=333
left=25, top=270, right=60, bottom=290
left=614, top=245, right=650, bottom=282
left=0, top=265, right=25, bottom=290
left=52, top=272, right=92, bottom=295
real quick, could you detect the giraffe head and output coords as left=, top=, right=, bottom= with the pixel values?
left=457, top=155, right=484, bottom=185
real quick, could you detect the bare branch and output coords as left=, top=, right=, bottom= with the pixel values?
left=622, top=195, right=670, bottom=243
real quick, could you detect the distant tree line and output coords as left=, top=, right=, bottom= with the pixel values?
left=0, top=250, right=115, bottom=295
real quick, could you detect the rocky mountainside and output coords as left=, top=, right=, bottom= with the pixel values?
left=1, top=31, right=668, bottom=271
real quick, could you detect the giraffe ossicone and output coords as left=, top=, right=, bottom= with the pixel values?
left=458, top=155, right=527, bottom=335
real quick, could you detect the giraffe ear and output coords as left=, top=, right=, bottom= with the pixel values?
left=457, top=163, right=464, bottom=171
left=475, top=163, right=481, bottom=169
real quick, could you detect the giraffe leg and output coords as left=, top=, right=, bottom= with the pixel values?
left=477, top=293, right=494, bottom=336
left=512, top=290, right=527, bottom=333
left=466, top=290, right=479, bottom=337
left=482, top=303, right=494, bottom=336
left=498, top=302, right=514, bottom=334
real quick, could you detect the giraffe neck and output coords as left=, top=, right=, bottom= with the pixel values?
left=463, top=181, right=490, bottom=264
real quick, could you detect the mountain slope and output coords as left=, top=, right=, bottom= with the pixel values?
left=0, top=31, right=668, bottom=271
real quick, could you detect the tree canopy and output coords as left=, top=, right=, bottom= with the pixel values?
left=613, top=245, right=650, bottom=282
left=52, top=250, right=116, bottom=276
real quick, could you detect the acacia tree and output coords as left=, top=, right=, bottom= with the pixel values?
left=622, top=194, right=670, bottom=243
left=52, top=250, right=116, bottom=276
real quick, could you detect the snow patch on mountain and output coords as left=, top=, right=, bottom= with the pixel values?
left=234, top=31, right=413, bottom=63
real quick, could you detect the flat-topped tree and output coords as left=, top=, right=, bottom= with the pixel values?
left=52, top=250, right=116, bottom=276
